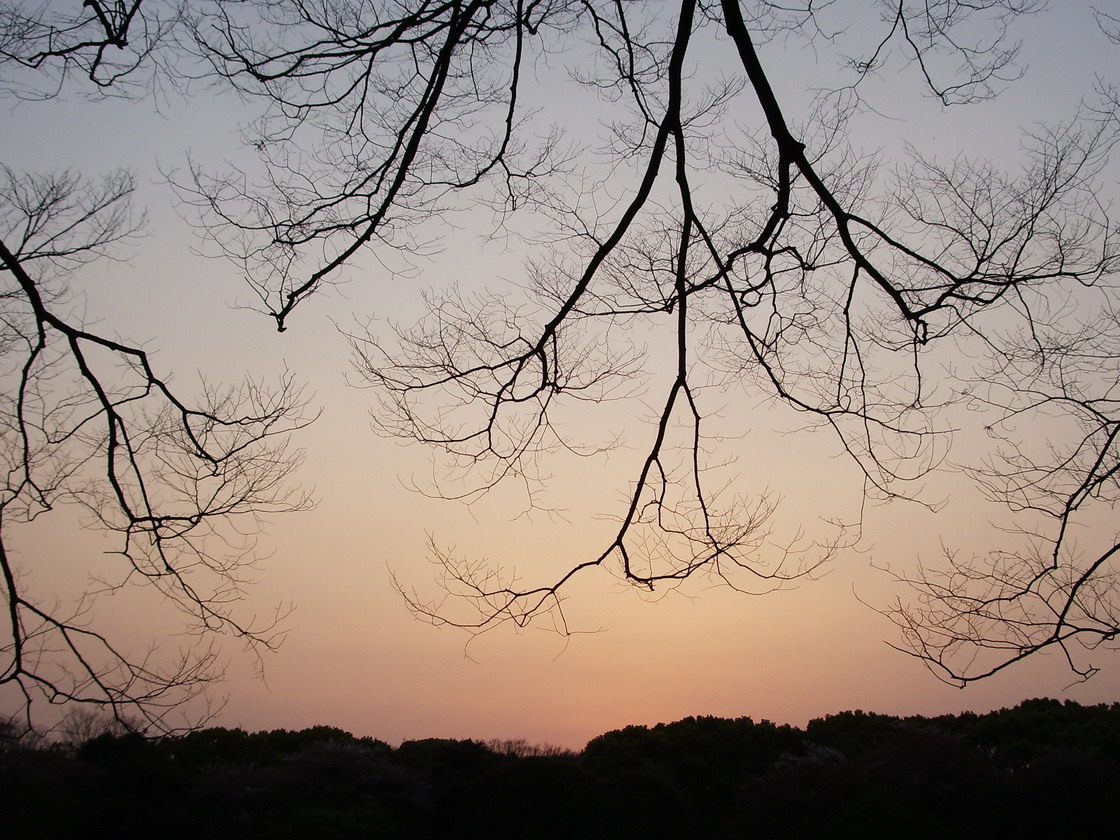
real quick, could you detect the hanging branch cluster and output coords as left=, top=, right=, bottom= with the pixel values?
left=0, top=1, right=182, bottom=95
left=888, top=275, right=1120, bottom=684
left=179, top=0, right=581, bottom=331
left=6, top=1, right=1120, bottom=686
left=176, top=0, right=1120, bottom=673
left=0, top=166, right=313, bottom=733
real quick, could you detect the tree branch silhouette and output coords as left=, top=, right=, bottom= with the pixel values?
left=177, top=2, right=1120, bottom=667
left=0, top=166, right=313, bottom=734
left=0, top=1, right=181, bottom=96
left=10, top=1, right=1120, bottom=685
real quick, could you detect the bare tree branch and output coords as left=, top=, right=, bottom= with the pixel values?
left=174, top=2, right=1120, bottom=663
left=19, top=1, right=1120, bottom=685
left=0, top=166, right=314, bottom=734
left=0, top=1, right=183, bottom=97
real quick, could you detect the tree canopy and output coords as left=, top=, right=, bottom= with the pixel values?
left=4, top=700, right=1120, bottom=838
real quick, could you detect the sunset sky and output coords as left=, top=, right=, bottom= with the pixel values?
left=4, top=2, right=1120, bottom=749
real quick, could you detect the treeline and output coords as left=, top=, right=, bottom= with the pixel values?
left=3, top=698, right=1118, bottom=838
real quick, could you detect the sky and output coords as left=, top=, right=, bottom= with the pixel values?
left=3, top=2, right=1120, bottom=749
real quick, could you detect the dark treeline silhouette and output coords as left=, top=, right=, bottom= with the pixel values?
left=2, top=698, right=1117, bottom=838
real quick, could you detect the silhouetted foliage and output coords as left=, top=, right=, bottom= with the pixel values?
left=805, top=708, right=911, bottom=759
left=460, top=754, right=608, bottom=840
left=2, top=700, right=1119, bottom=838
left=584, top=715, right=804, bottom=834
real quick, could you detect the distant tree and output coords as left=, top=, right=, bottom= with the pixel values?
left=0, top=711, right=39, bottom=749
left=584, top=715, right=801, bottom=811
left=949, top=697, right=1120, bottom=765
left=1, top=704, right=1119, bottom=839
left=805, top=709, right=906, bottom=760
left=484, top=737, right=574, bottom=758
left=160, top=724, right=256, bottom=766
left=460, top=754, right=607, bottom=840
left=57, top=707, right=141, bottom=746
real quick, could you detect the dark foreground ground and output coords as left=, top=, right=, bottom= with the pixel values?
left=3, top=698, right=1117, bottom=838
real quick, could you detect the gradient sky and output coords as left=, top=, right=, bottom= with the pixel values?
left=3, top=2, right=1120, bottom=749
